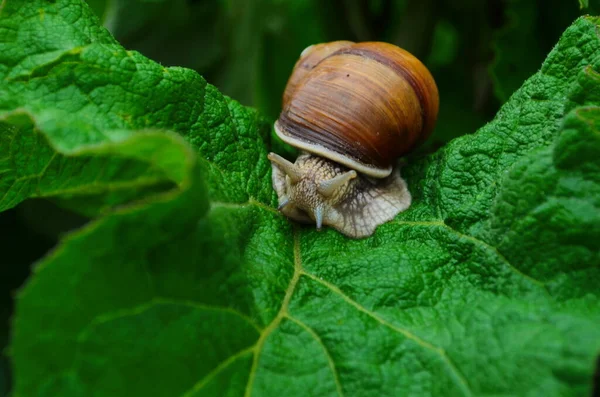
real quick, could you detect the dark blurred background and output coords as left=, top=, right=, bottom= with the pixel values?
left=1, top=0, right=599, bottom=394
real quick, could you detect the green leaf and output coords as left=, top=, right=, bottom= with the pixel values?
left=1, top=2, right=599, bottom=396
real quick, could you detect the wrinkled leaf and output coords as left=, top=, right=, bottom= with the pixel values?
left=0, top=1, right=599, bottom=396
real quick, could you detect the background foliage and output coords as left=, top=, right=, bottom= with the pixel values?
left=1, top=0, right=599, bottom=396
left=84, top=0, right=600, bottom=146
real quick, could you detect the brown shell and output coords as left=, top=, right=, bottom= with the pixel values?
left=282, top=41, right=354, bottom=108
left=275, top=41, right=439, bottom=178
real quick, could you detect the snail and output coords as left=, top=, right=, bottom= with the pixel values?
left=268, top=41, right=439, bottom=238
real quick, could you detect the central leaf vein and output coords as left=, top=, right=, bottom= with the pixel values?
left=243, top=227, right=303, bottom=397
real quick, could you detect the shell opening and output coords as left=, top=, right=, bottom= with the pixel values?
left=274, top=122, right=393, bottom=178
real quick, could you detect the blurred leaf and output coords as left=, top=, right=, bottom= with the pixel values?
left=0, top=359, right=6, bottom=397
left=255, top=0, right=337, bottom=119
left=426, top=20, right=459, bottom=68
left=1, top=2, right=600, bottom=396
left=0, top=325, right=7, bottom=396
left=421, top=16, right=487, bottom=150
left=413, top=0, right=497, bottom=149
left=384, top=0, right=435, bottom=57
left=93, top=0, right=226, bottom=72
left=489, top=0, right=595, bottom=102
left=489, top=1, right=542, bottom=102
left=0, top=204, right=64, bottom=397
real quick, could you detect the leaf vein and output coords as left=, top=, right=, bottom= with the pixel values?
left=301, top=271, right=472, bottom=397
left=285, top=315, right=344, bottom=397
left=77, top=297, right=263, bottom=337
left=244, top=227, right=303, bottom=397
left=180, top=346, right=256, bottom=397
left=393, top=220, right=549, bottom=291
left=210, top=198, right=280, bottom=216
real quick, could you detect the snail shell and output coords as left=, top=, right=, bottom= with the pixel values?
left=276, top=41, right=439, bottom=178
left=268, top=41, right=439, bottom=238
left=282, top=41, right=355, bottom=108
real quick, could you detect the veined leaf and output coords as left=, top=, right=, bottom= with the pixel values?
left=0, top=1, right=599, bottom=396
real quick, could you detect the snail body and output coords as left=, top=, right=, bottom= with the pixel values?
left=268, top=41, right=439, bottom=238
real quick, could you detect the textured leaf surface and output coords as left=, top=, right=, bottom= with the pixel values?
left=0, top=1, right=599, bottom=396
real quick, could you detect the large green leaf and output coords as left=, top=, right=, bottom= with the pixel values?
left=0, top=1, right=599, bottom=396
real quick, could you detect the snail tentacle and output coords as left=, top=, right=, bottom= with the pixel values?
left=314, top=206, right=324, bottom=230
left=277, top=198, right=290, bottom=210
left=267, top=153, right=304, bottom=183
left=318, top=170, right=357, bottom=198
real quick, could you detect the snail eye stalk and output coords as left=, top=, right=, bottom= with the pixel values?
left=318, top=170, right=357, bottom=198
left=267, top=153, right=304, bottom=183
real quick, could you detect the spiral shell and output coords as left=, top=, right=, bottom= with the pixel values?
left=275, top=41, right=439, bottom=178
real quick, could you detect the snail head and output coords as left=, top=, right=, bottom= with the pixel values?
left=267, top=152, right=411, bottom=238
